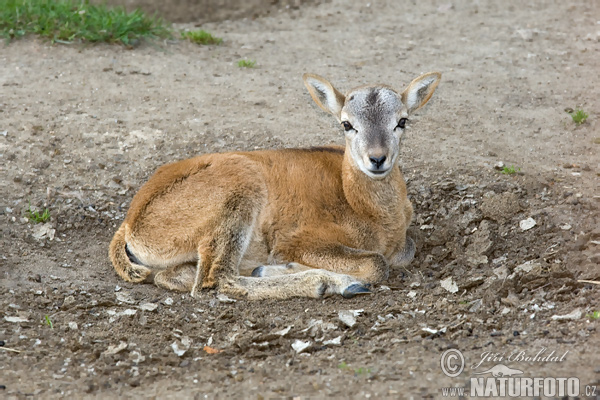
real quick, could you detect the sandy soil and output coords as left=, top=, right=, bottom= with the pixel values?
left=1, top=0, right=599, bottom=398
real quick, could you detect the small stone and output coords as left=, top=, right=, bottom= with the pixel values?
left=494, top=161, right=505, bottom=170
left=103, top=341, right=128, bottom=356
left=163, top=297, right=174, bottom=306
left=4, top=316, right=28, bottom=323
left=440, top=276, right=459, bottom=293
left=273, top=326, right=292, bottom=337
left=551, top=309, right=582, bottom=321
left=116, top=292, right=136, bottom=304
left=63, top=295, right=76, bottom=308
left=323, top=336, right=342, bottom=346
left=338, top=311, right=357, bottom=328
left=32, top=223, right=56, bottom=241
left=407, top=291, right=417, bottom=298
left=171, top=338, right=191, bottom=357
left=513, top=331, right=520, bottom=336
left=468, top=299, right=483, bottom=313
left=216, top=294, right=236, bottom=303
left=519, top=217, right=536, bottom=231
left=514, top=260, right=541, bottom=274
left=291, top=340, right=311, bottom=354
left=560, top=223, right=572, bottom=230
left=68, top=322, right=78, bottom=330
left=139, top=303, right=158, bottom=312
left=338, top=310, right=363, bottom=328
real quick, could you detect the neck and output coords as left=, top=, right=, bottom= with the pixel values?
left=341, top=151, right=406, bottom=220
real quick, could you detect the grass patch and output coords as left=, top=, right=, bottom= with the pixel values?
left=180, top=29, right=221, bottom=45
left=26, top=203, right=51, bottom=223
left=44, top=315, right=54, bottom=329
left=237, top=59, right=256, bottom=68
left=568, top=108, right=588, bottom=125
left=587, top=311, right=600, bottom=320
left=501, top=165, right=520, bottom=175
left=0, top=0, right=172, bottom=45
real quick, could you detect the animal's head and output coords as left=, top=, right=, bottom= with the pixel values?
left=303, top=72, right=441, bottom=179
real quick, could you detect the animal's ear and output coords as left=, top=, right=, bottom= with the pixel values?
left=401, top=72, right=441, bottom=114
left=303, top=73, right=346, bottom=121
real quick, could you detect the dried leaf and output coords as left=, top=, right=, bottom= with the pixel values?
left=203, top=345, right=221, bottom=354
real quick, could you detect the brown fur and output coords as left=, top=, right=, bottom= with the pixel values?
left=109, top=72, right=441, bottom=300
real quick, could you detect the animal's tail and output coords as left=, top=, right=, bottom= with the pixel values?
left=109, top=223, right=151, bottom=282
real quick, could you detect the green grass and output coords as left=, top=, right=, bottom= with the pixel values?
left=501, top=165, right=521, bottom=175
left=44, top=314, right=54, bottom=329
left=587, top=311, right=600, bottom=320
left=354, top=367, right=372, bottom=375
left=568, top=109, right=588, bottom=125
left=0, top=0, right=172, bottom=45
left=338, top=362, right=371, bottom=375
left=180, top=29, right=221, bottom=45
left=26, top=203, right=51, bottom=223
left=237, top=59, right=256, bottom=68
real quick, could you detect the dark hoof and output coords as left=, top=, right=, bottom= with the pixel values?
left=251, top=266, right=264, bottom=277
left=342, top=284, right=371, bottom=299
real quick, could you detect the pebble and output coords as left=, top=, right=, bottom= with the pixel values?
left=5, top=316, right=28, bottom=323
left=440, top=276, right=459, bottom=293
left=216, top=294, right=236, bottom=303
left=519, top=217, right=536, bottom=231
left=338, top=311, right=357, bottom=328
left=291, top=340, right=311, bottom=354
left=323, top=336, right=342, bottom=346
left=103, top=341, right=128, bottom=356
left=163, top=297, right=174, bottom=306
left=68, top=322, right=78, bottom=330
left=551, top=309, right=582, bottom=321
left=116, top=292, right=136, bottom=304
left=63, top=295, right=76, bottom=308
left=139, top=303, right=158, bottom=312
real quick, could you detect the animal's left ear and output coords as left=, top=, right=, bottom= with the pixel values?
left=401, top=72, right=441, bottom=114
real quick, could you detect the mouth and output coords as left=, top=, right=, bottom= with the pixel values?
left=365, top=168, right=391, bottom=179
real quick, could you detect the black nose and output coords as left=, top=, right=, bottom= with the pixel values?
left=369, top=155, right=386, bottom=169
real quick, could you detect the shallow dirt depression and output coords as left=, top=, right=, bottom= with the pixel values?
left=1, top=0, right=599, bottom=398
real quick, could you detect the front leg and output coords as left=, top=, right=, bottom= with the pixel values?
left=389, top=237, right=416, bottom=268
left=254, top=244, right=390, bottom=285
left=251, top=262, right=312, bottom=277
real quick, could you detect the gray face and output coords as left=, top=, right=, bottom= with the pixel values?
left=340, top=86, right=408, bottom=179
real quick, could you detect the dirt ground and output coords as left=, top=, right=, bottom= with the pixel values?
left=1, top=0, right=599, bottom=398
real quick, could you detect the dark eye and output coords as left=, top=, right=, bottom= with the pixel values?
left=397, top=118, right=408, bottom=129
left=342, top=121, right=353, bottom=131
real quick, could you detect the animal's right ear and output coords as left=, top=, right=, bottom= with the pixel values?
left=303, top=73, right=345, bottom=121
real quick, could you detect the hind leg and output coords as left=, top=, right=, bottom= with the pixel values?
left=154, top=262, right=197, bottom=292
left=251, top=262, right=313, bottom=277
